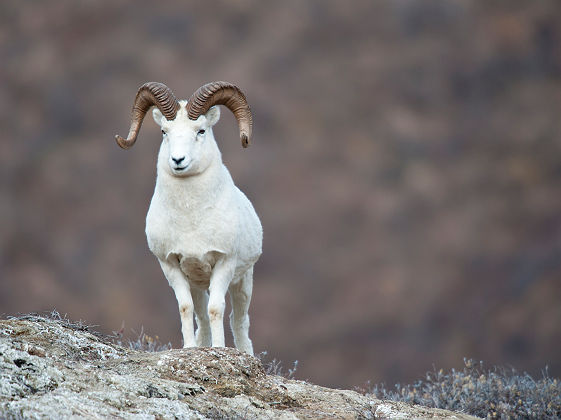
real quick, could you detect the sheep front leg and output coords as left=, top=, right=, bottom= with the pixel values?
left=207, top=259, right=236, bottom=348
left=158, top=258, right=196, bottom=348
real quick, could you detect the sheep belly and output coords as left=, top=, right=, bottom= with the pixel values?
left=179, top=253, right=217, bottom=289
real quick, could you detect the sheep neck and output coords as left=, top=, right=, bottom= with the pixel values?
left=153, top=157, right=230, bottom=213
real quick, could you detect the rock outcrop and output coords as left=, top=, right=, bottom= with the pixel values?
left=0, top=316, right=479, bottom=419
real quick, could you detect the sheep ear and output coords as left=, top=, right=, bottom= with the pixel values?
left=152, top=108, right=164, bottom=126
left=205, top=106, right=221, bottom=127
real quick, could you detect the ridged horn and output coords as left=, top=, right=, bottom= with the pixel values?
left=115, top=82, right=180, bottom=149
left=186, top=81, right=253, bottom=148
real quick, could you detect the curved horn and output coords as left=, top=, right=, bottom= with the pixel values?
left=186, top=81, right=253, bottom=148
left=115, top=82, right=180, bottom=149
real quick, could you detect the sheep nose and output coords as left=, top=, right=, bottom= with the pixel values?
left=172, top=156, right=185, bottom=165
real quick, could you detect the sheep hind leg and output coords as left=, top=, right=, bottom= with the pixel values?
left=192, top=288, right=211, bottom=347
left=229, top=268, right=254, bottom=355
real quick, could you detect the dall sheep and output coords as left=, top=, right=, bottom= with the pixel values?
left=115, top=81, right=262, bottom=355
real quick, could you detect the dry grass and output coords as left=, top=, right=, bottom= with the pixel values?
left=364, top=358, right=561, bottom=419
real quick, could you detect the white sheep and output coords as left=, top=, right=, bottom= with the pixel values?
left=115, top=82, right=262, bottom=355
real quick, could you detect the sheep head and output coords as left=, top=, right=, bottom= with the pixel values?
left=115, top=81, right=253, bottom=150
left=152, top=101, right=222, bottom=177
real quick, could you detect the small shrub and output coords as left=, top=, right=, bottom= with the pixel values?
left=112, top=324, right=171, bottom=352
left=258, top=351, right=299, bottom=379
left=365, top=358, right=561, bottom=419
left=8, top=310, right=98, bottom=334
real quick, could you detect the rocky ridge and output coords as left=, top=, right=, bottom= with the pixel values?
left=0, top=315, right=479, bottom=419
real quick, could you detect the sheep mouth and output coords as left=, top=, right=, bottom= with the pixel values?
left=173, top=163, right=190, bottom=172
left=171, top=164, right=191, bottom=175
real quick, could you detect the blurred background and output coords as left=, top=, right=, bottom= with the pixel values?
left=1, top=0, right=560, bottom=389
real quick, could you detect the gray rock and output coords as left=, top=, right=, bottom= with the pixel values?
left=0, top=316, right=480, bottom=419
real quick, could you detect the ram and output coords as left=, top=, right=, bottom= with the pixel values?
left=115, top=81, right=262, bottom=355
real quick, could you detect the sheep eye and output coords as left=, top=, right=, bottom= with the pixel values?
left=197, top=129, right=205, bottom=136
left=161, top=130, right=167, bottom=136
